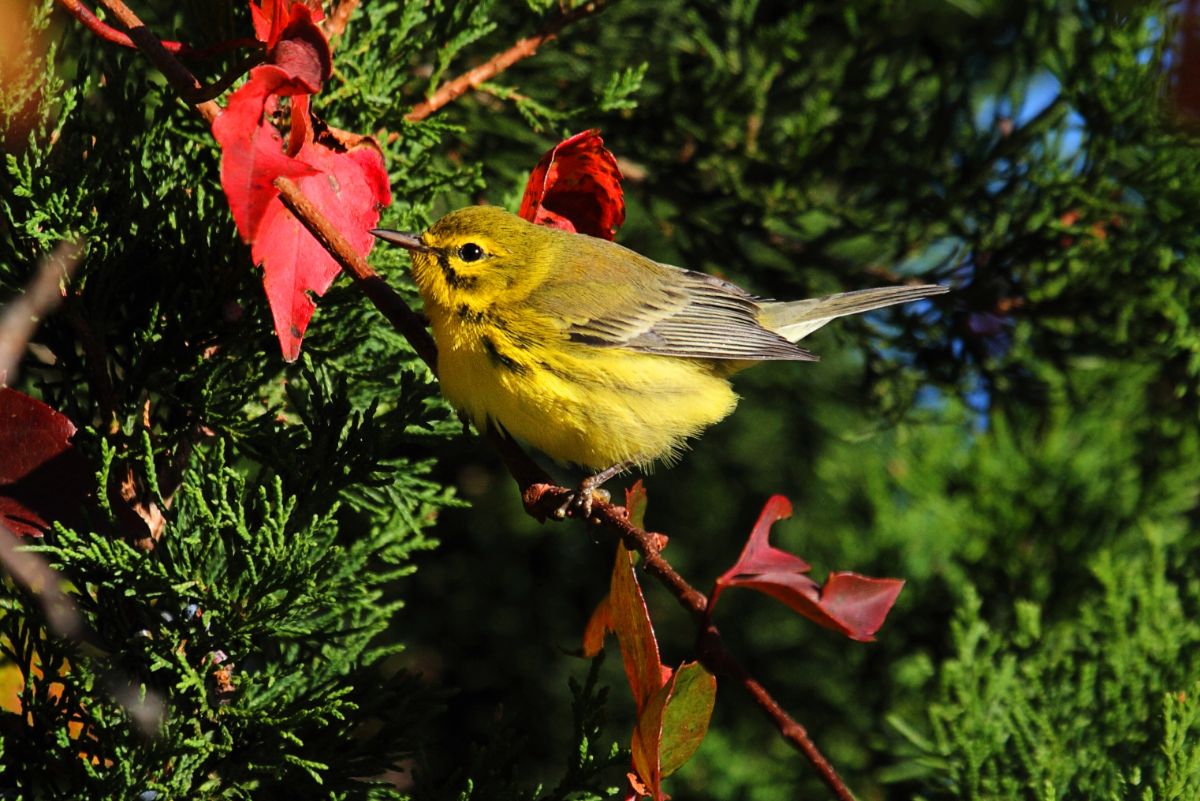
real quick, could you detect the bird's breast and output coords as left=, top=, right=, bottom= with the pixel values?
left=425, top=302, right=739, bottom=469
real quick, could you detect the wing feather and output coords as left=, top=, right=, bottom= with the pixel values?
left=552, top=256, right=815, bottom=361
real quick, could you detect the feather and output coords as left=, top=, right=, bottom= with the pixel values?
left=759, top=284, right=949, bottom=342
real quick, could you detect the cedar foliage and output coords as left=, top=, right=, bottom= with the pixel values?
left=2, top=1, right=1199, bottom=800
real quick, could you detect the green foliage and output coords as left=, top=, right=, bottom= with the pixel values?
left=892, top=531, right=1200, bottom=800
left=5, top=438, right=438, bottom=798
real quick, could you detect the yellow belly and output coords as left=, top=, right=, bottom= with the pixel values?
left=430, top=314, right=738, bottom=470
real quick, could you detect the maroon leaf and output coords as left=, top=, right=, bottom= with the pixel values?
left=711, top=496, right=904, bottom=642
left=518, top=129, right=625, bottom=240
left=0, top=389, right=91, bottom=538
left=268, top=3, right=331, bottom=93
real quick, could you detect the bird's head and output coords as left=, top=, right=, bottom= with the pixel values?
left=372, top=206, right=553, bottom=310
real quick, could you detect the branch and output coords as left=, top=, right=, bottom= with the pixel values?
left=323, top=0, right=360, bottom=39
left=58, top=0, right=259, bottom=59
left=272, top=177, right=438, bottom=369
left=406, top=0, right=613, bottom=121
left=0, top=522, right=83, bottom=640
left=90, top=0, right=222, bottom=121
left=0, top=240, right=81, bottom=384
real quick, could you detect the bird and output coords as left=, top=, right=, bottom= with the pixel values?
left=372, top=205, right=947, bottom=516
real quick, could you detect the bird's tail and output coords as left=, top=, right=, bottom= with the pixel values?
left=758, top=284, right=948, bottom=342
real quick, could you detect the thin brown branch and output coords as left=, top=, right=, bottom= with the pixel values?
left=272, top=177, right=439, bottom=369
left=406, top=0, right=612, bottom=121
left=58, top=0, right=258, bottom=59
left=0, top=240, right=82, bottom=384
left=323, top=0, right=360, bottom=39
left=0, top=518, right=164, bottom=730
left=0, top=523, right=83, bottom=639
left=58, top=0, right=188, bottom=54
left=92, top=0, right=221, bottom=121
left=703, top=637, right=856, bottom=801
left=521, top=484, right=855, bottom=800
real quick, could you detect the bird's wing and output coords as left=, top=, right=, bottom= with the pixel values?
left=526, top=242, right=815, bottom=362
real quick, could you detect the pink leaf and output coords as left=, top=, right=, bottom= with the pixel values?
left=712, top=496, right=904, bottom=642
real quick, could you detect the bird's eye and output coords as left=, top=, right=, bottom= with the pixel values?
left=458, top=243, right=484, bottom=262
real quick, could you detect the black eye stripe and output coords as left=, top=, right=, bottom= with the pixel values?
left=459, top=243, right=484, bottom=262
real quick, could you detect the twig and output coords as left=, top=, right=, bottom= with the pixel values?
left=323, top=0, right=360, bottom=39
left=0, top=240, right=82, bottom=384
left=526, top=486, right=855, bottom=800
left=58, top=0, right=258, bottom=59
left=700, top=632, right=854, bottom=801
left=64, top=7, right=855, bottom=798
left=0, top=523, right=83, bottom=639
left=92, top=0, right=222, bottom=121
left=272, top=177, right=438, bottom=369
left=405, top=0, right=612, bottom=121
left=59, top=0, right=185, bottom=53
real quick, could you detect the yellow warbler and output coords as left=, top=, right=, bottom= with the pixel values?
left=373, top=206, right=946, bottom=508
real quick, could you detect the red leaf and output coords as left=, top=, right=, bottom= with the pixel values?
left=254, top=138, right=390, bottom=360
left=609, top=540, right=670, bottom=714
left=213, top=66, right=391, bottom=361
left=518, top=129, right=625, bottom=240
left=250, top=0, right=287, bottom=45
left=711, top=496, right=904, bottom=642
left=250, top=0, right=324, bottom=49
left=581, top=593, right=612, bottom=658
left=213, top=66, right=317, bottom=244
left=0, top=389, right=91, bottom=538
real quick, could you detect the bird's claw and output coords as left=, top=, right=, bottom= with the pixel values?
left=552, top=485, right=611, bottom=520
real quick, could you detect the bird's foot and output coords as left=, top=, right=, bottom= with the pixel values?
left=530, top=462, right=633, bottom=521
left=552, top=482, right=611, bottom=521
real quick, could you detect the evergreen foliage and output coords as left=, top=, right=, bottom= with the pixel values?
left=2, top=1, right=1198, bottom=800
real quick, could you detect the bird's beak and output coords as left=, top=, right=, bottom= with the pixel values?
left=370, top=228, right=432, bottom=253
